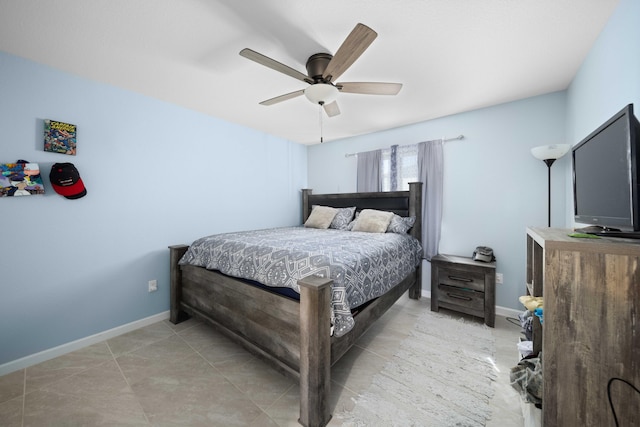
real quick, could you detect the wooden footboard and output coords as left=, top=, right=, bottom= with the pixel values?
left=169, top=246, right=334, bottom=426
left=169, top=183, right=423, bottom=427
left=169, top=247, right=419, bottom=427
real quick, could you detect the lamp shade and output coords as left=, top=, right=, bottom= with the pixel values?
left=531, top=144, right=570, bottom=161
left=304, top=83, right=338, bottom=105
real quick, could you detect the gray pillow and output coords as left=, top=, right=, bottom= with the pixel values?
left=346, top=211, right=359, bottom=231
left=387, top=215, right=416, bottom=234
left=351, top=209, right=394, bottom=233
left=304, top=206, right=338, bottom=229
left=329, top=206, right=356, bottom=230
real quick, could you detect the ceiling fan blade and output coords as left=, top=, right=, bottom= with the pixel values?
left=322, top=23, right=377, bottom=82
left=323, top=101, right=341, bottom=117
left=259, top=89, right=305, bottom=106
left=240, top=48, right=312, bottom=84
left=337, top=82, right=402, bottom=95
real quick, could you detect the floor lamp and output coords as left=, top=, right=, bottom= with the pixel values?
left=531, top=144, right=570, bottom=227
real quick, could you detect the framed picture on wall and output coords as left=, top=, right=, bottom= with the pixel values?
left=0, top=162, right=45, bottom=197
left=44, top=119, right=77, bottom=155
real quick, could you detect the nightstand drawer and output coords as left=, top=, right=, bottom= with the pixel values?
left=438, top=267, right=485, bottom=292
left=438, top=284, right=485, bottom=312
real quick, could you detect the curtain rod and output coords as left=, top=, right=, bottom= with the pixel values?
left=344, top=135, right=464, bottom=158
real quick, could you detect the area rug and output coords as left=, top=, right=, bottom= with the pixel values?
left=336, top=310, right=496, bottom=426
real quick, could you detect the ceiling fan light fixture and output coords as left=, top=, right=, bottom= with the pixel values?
left=304, top=83, right=338, bottom=105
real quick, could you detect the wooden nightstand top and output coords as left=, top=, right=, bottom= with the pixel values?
left=431, top=254, right=496, bottom=270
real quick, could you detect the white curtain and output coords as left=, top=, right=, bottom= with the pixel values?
left=356, top=149, right=382, bottom=192
left=418, top=140, right=444, bottom=260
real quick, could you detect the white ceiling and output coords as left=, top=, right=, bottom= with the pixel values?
left=0, top=0, right=619, bottom=145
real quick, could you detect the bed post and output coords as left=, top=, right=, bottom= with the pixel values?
left=298, top=275, right=333, bottom=427
left=408, top=182, right=423, bottom=300
left=168, top=244, right=189, bottom=324
left=302, top=188, right=313, bottom=223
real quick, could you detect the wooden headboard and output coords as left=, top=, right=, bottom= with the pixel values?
left=301, top=182, right=423, bottom=243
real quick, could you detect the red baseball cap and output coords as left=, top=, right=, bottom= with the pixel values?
left=49, top=163, right=87, bottom=199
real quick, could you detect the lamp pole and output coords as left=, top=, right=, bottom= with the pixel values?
left=544, top=158, right=556, bottom=227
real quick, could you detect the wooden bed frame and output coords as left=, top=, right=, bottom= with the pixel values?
left=168, top=182, right=423, bottom=427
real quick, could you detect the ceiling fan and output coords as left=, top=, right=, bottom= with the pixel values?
left=239, top=23, right=402, bottom=117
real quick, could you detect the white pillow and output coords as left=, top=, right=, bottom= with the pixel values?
left=351, top=209, right=394, bottom=233
left=304, top=205, right=338, bottom=229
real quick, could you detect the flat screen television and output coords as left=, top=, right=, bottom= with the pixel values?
left=572, top=103, right=640, bottom=238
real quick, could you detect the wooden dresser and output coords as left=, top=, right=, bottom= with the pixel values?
left=526, top=227, right=640, bottom=427
left=430, top=254, right=496, bottom=327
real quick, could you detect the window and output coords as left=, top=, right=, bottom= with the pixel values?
left=381, top=144, right=419, bottom=191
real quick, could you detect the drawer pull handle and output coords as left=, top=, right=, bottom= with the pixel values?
left=446, top=292, right=472, bottom=301
left=448, top=275, right=472, bottom=282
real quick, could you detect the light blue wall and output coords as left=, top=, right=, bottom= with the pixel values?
left=564, top=0, right=640, bottom=223
left=308, top=92, right=567, bottom=310
left=0, top=52, right=307, bottom=365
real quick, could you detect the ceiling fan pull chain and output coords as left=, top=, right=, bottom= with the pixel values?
left=319, top=102, right=324, bottom=143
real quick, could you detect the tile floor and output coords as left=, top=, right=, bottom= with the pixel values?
left=0, top=296, right=525, bottom=426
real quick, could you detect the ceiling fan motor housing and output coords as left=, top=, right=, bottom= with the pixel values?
left=306, top=53, right=333, bottom=82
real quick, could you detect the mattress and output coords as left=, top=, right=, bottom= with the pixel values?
left=179, top=226, right=423, bottom=336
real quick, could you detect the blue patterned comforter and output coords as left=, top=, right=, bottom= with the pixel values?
left=179, top=226, right=423, bottom=337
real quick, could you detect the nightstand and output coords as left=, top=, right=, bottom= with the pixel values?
left=430, top=254, right=496, bottom=327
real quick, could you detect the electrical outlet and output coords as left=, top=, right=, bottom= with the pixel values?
left=148, top=279, right=158, bottom=292
left=496, top=273, right=503, bottom=284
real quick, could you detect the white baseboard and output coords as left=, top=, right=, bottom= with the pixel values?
left=496, top=305, right=523, bottom=318
left=0, top=311, right=170, bottom=376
